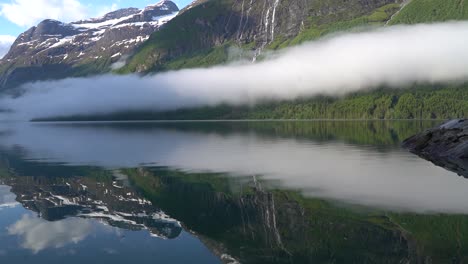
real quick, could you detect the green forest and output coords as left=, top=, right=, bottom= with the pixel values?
left=38, top=84, right=468, bottom=121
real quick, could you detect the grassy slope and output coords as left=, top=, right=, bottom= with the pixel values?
left=117, top=0, right=468, bottom=73
left=389, top=0, right=468, bottom=24
left=121, top=1, right=402, bottom=73
left=120, top=0, right=234, bottom=73
left=271, top=3, right=401, bottom=49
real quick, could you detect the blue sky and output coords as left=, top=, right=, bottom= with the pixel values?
left=0, top=0, right=192, bottom=37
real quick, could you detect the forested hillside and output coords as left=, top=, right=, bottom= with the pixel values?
left=36, top=84, right=468, bottom=121
left=114, top=0, right=468, bottom=121
left=122, top=0, right=403, bottom=73
left=124, top=0, right=468, bottom=73
left=178, top=85, right=468, bottom=120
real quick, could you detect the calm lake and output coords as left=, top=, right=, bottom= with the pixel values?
left=0, top=120, right=467, bottom=263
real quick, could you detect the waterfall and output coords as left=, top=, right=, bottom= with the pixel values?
left=252, top=0, right=282, bottom=62
left=253, top=0, right=273, bottom=62
left=238, top=0, right=254, bottom=41
left=385, top=0, right=411, bottom=26
left=270, top=0, right=281, bottom=43
left=264, top=6, right=271, bottom=42
left=237, top=0, right=245, bottom=40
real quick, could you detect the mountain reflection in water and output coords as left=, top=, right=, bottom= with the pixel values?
left=0, top=121, right=467, bottom=263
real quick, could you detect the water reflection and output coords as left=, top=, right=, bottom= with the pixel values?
left=0, top=121, right=467, bottom=263
left=8, top=215, right=93, bottom=253
left=0, top=174, right=182, bottom=239
left=0, top=176, right=220, bottom=263
left=0, top=185, right=18, bottom=209
left=0, top=121, right=465, bottom=213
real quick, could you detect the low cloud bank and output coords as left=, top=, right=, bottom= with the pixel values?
left=3, top=22, right=468, bottom=120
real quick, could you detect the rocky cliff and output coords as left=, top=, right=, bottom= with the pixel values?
left=403, top=119, right=468, bottom=178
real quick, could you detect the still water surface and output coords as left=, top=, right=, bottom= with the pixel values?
left=0, top=121, right=467, bottom=263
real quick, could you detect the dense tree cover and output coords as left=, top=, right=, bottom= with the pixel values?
left=37, top=84, right=468, bottom=121
left=243, top=85, right=468, bottom=120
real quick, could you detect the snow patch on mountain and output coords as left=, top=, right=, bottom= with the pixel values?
left=1, top=0, right=179, bottom=70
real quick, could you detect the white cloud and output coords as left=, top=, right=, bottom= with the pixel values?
left=0, top=35, right=15, bottom=59
left=0, top=0, right=87, bottom=27
left=8, top=214, right=93, bottom=253
left=0, top=0, right=122, bottom=28
left=0, top=185, right=18, bottom=210
left=95, top=2, right=120, bottom=18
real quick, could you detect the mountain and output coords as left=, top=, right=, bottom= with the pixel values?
left=123, top=0, right=468, bottom=73
left=0, top=0, right=179, bottom=91
left=122, top=0, right=404, bottom=72
left=110, top=0, right=466, bottom=121
left=1, top=0, right=468, bottom=121
left=2, top=0, right=466, bottom=89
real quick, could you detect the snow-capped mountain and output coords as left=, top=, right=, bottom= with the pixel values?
left=0, top=0, right=179, bottom=91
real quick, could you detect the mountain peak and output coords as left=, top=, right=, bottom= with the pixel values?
left=146, top=0, right=179, bottom=10
left=0, top=0, right=180, bottom=89
left=78, top=8, right=141, bottom=24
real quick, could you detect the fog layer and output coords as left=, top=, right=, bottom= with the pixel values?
left=3, top=22, right=468, bottom=119
left=1, top=122, right=467, bottom=213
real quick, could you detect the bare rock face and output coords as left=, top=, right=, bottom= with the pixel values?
left=402, top=119, right=468, bottom=177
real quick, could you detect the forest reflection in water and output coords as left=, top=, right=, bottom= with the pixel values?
left=0, top=120, right=467, bottom=263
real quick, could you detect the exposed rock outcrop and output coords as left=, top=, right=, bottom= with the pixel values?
left=402, top=119, right=468, bottom=177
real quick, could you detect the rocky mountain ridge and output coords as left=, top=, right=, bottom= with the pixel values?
left=0, top=0, right=179, bottom=91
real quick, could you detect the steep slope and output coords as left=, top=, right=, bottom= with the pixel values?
left=124, top=0, right=468, bottom=73
left=0, top=0, right=179, bottom=91
left=122, top=0, right=403, bottom=73
left=389, top=0, right=468, bottom=24
left=107, top=0, right=468, bottom=121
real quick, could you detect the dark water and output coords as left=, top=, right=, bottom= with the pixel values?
left=0, top=121, right=467, bottom=263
